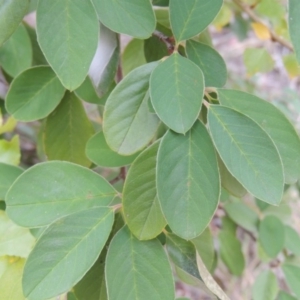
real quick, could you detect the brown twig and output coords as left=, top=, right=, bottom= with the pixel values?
left=109, top=167, right=127, bottom=185
left=152, top=30, right=175, bottom=54
left=232, top=0, right=294, bottom=51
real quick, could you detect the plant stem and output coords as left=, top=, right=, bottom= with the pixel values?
left=232, top=0, right=293, bottom=51
left=152, top=30, right=175, bottom=54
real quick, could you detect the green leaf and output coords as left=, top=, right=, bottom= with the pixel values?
left=166, top=233, right=200, bottom=279
left=224, top=202, right=259, bottom=232
left=122, top=39, right=146, bottom=77
left=259, top=215, right=285, bottom=258
left=36, top=0, right=99, bottom=90
left=74, top=249, right=108, bottom=300
left=191, top=228, right=215, bottom=271
left=285, top=226, right=300, bottom=256
left=219, top=229, right=245, bottom=276
left=0, top=163, right=23, bottom=200
left=5, top=66, right=65, bottom=121
left=277, top=291, right=297, bottom=300
left=282, top=264, right=300, bottom=298
left=105, top=226, right=175, bottom=300
left=196, top=253, right=230, bottom=300
left=0, top=135, right=20, bottom=165
left=288, top=0, right=300, bottom=64
left=218, top=155, right=247, bottom=198
left=157, top=121, right=220, bottom=240
left=23, top=207, right=114, bottom=300
left=0, top=211, right=35, bottom=257
left=208, top=105, right=284, bottom=205
left=154, top=8, right=171, bottom=29
left=86, top=131, right=139, bottom=168
left=44, top=92, right=94, bottom=167
left=24, top=24, right=48, bottom=66
left=103, top=63, right=160, bottom=155
left=150, top=53, right=204, bottom=134
left=0, top=258, right=25, bottom=300
left=170, top=0, right=223, bottom=42
left=0, top=23, right=32, bottom=77
left=144, top=36, right=169, bottom=62
left=123, top=141, right=166, bottom=240
left=92, top=0, right=156, bottom=39
left=186, top=40, right=227, bottom=87
left=75, top=76, right=102, bottom=105
left=6, top=161, right=117, bottom=227
left=218, top=89, right=300, bottom=184
left=0, top=0, right=29, bottom=46
left=88, top=24, right=119, bottom=98
left=243, top=48, right=274, bottom=76
left=252, top=270, right=279, bottom=300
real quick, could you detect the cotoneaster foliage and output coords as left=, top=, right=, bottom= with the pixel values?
left=0, top=0, right=300, bottom=299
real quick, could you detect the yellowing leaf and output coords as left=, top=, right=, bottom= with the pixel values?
left=251, top=22, right=271, bottom=40
left=213, top=4, right=233, bottom=31
left=283, top=54, right=300, bottom=78
left=0, top=136, right=20, bottom=165
left=243, top=48, right=274, bottom=76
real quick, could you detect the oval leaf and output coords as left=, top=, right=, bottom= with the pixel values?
left=219, top=229, right=245, bottom=276
left=6, top=66, right=65, bottom=121
left=103, top=62, right=160, bottom=155
left=0, top=23, right=32, bottom=77
left=92, top=0, right=156, bottom=39
left=23, top=207, right=114, bottom=300
left=0, top=0, right=29, bottom=46
left=282, top=264, right=300, bottom=298
left=259, top=215, right=285, bottom=258
left=105, top=226, right=175, bottom=300
left=36, top=0, right=99, bottom=90
left=86, top=131, right=139, bottom=168
left=157, top=121, right=220, bottom=240
left=208, top=105, right=284, bottom=205
left=6, top=161, right=117, bottom=227
left=44, top=92, right=94, bottom=167
left=170, top=0, right=223, bottom=42
left=186, top=40, right=227, bottom=87
left=285, top=226, right=300, bottom=256
left=252, top=270, right=279, bottom=300
left=218, top=89, right=300, bottom=184
left=123, top=141, right=166, bottom=240
left=0, top=163, right=23, bottom=200
left=150, top=53, right=204, bottom=134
